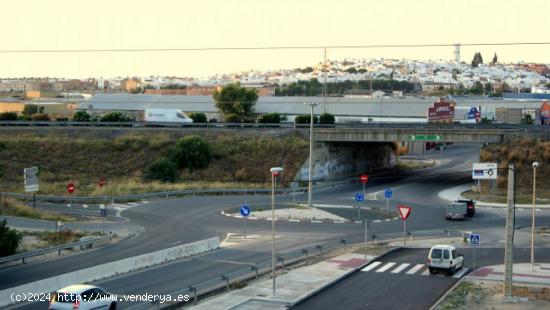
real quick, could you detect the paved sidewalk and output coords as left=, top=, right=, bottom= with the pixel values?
left=468, top=263, right=550, bottom=285
left=189, top=253, right=376, bottom=310
left=438, top=185, right=550, bottom=209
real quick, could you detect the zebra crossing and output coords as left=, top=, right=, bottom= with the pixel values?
left=361, top=261, right=469, bottom=279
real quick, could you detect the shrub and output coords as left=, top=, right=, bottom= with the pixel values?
left=208, top=118, right=218, bottom=123
left=188, top=112, right=207, bottom=123
left=22, top=104, right=43, bottom=116
left=224, top=113, right=241, bottom=123
left=17, top=115, right=31, bottom=121
left=0, top=219, right=22, bottom=256
left=100, top=112, right=134, bottom=122
left=55, top=117, right=69, bottom=122
left=319, top=112, right=335, bottom=124
left=256, top=112, right=281, bottom=123
left=31, top=113, right=51, bottom=121
left=170, top=135, right=213, bottom=171
left=146, top=157, right=177, bottom=182
left=0, top=112, right=18, bottom=121
left=294, top=114, right=319, bottom=124
left=73, top=111, right=91, bottom=122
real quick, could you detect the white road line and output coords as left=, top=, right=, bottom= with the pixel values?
left=141, top=200, right=149, bottom=204
left=82, top=204, right=88, bottom=208
left=361, top=261, right=382, bottom=272
left=406, top=264, right=425, bottom=275
left=391, top=263, right=411, bottom=274
left=420, top=268, right=430, bottom=276
left=376, top=262, right=396, bottom=273
left=453, top=268, right=469, bottom=278
left=127, top=202, right=139, bottom=206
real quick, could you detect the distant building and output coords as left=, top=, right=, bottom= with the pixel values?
left=343, top=89, right=385, bottom=98
left=121, top=79, right=142, bottom=92
left=503, top=93, right=550, bottom=100
left=25, top=90, right=41, bottom=99
left=144, top=89, right=187, bottom=95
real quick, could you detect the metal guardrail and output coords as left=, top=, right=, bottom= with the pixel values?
left=0, top=187, right=308, bottom=204
left=126, top=228, right=465, bottom=309
left=0, top=233, right=113, bottom=265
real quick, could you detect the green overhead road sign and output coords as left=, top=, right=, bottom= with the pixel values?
left=410, top=135, right=443, bottom=141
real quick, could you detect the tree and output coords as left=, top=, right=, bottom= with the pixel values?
left=73, top=111, right=91, bottom=122
left=213, top=84, right=258, bottom=122
left=0, top=112, right=18, bottom=121
left=170, top=135, right=213, bottom=171
left=188, top=112, right=207, bottom=123
left=492, top=53, right=498, bottom=64
left=31, top=113, right=51, bottom=121
left=523, top=114, right=534, bottom=125
left=471, top=52, right=484, bottom=68
left=22, top=104, right=44, bottom=116
left=146, top=157, right=177, bottom=182
left=100, top=112, right=134, bottom=122
left=0, top=219, right=22, bottom=256
left=319, top=112, right=335, bottom=124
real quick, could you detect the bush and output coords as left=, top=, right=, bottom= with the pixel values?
left=146, top=157, right=177, bottom=182
left=208, top=118, right=218, bottom=123
left=0, top=112, right=18, bottom=121
left=0, top=219, right=22, bottom=256
left=319, top=113, right=335, bottom=124
left=100, top=112, right=134, bottom=122
left=73, top=111, right=91, bottom=122
left=22, top=104, right=43, bottom=116
left=17, top=115, right=31, bottom=121
left=294, top=114, right=319, bottom=124
left=188, top=112, right=207, bottom=123
left=55, top=117, right=69, bottom=122
left=256, top=112, right=281, bottom=123
left=224, top=113, right=241, bottom=123
left=31, top=113, right=51, bottom=121
left=170, top=135, right=213, bottom=171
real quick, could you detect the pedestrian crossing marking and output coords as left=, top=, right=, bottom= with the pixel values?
left=362, top=261, right=382, bottom=272
left=420, top=268, right=430, bottom=276
left=391, top=263, right=410, bottom=274
left=376, top=262, right=396, bottom=273
left=406, top=264, right=425, bottom=274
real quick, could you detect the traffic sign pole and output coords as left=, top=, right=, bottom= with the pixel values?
left=403, top=220, right=406, bottom=247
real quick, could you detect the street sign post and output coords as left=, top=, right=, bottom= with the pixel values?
left=240, top=204, right=251, bottom=239
left=290, top=182, right=298, bottom=204
left=469, top=233, right=480, bottom=272
left=67, top=182, right=75, bottom=211
left=24, top=167, right=39, bottom=208
left=472, top=163, right=498, bottom=180
left=100, top=204, right=107, bottom=233
left=355, top=192, right=364, bottom=223
left=384, top=189, right=392, bottom=211
left=360, top=174, right=368, bottom=196
left=398, top=205, right=412, bottom=247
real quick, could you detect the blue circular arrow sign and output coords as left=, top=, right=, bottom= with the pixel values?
left=384, top=189, right=393, bottom=199
left=355, top=193, right=364, bottom=202
left=240, top=205, right=251, bottom=217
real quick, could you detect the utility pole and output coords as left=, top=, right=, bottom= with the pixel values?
left=504, top=164, right=515, bottom=298
left=323, top=48, right=327, bottom=113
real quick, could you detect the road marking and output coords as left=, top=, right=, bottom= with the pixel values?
left=376, top=262, right=396, bottom=273
left=141, top=200, right=149, bottom=204
left=406, top=264, right=425, bottom=275
left=82, top=204, right=88, bottom=208
left=420, top=268, right=430, bottom=276
left=361, top=261, right=382, bottom=272
left=127, top=202, right=139, bottom=206
left=391, top=263, right=410, bottom=274
left=453, top=268, right=469, bottom=278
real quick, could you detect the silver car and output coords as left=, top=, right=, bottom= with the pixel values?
left=48, top=284, right=116, bottom=310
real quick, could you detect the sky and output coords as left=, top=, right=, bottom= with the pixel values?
left=1, top=0, right=549, bottom=78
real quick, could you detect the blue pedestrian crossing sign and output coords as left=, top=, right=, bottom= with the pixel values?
left=469, top=233, right=480, bottom=245
left=384, top=189, right=393, bottom=199
left=240, top=205, right=251, bottom=217
left=355, top=193, right=364, bottom=202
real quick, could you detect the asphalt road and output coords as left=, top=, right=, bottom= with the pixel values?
left=3, top=143, right=550, bottom=309
left=292, top=247, right=550, bottom=310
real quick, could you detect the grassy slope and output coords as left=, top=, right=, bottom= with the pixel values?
left=0, top=131, right=309, bottom=196
left=473, top=138, right=550, bottom=201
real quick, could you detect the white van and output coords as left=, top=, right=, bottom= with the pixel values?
left=427, top=245, right=464, bottom=275
left=144, top=109, right=193, bottom=124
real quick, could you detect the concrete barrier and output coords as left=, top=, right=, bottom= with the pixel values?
left=0, top=236, right=220, bottom=307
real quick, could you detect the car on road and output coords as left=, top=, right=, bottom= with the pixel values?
left=427, top=245, right=464, bottom=275
left=48, top=284, right=116, bottom=310
left=445, top=202, right=468, bottom=220
left=456, top=199, right=476, bottom=217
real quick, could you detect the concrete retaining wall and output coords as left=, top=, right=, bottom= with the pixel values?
left=0, top=236, right=220, bottom=307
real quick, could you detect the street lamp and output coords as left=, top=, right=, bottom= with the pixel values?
left=304, top=102, right=318, bottom=208
left=270, top=166, right=283, bottom=298
left=531, top=161, right=539, bottom=270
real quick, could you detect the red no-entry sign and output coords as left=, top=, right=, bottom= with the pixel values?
left=360, top=174, right=369, bottom=184
left=67, top=182, right=75, bottom=194
left=398, top=205, right=412, bottom=221
left=99, top=178, right=105, bottom=187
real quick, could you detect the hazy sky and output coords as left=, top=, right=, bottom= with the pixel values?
left=1, top=0, right=549, bottom=78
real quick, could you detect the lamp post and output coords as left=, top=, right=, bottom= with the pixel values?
left=270, top=166, right=283, bottom=298
left=304, top=102, right=318, bottom=208
left=531, top=161, right=539, bottom=270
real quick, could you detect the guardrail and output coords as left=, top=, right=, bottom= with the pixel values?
left=0, top=187, right=308, bottom=204
left=0, top=233, right=113, bottom=265
left=126, top=228, right=464, bottom=309
left=0, top=120, right=547, bottom=131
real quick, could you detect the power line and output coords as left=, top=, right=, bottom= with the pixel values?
left=0, top=42, right=549, bottom=54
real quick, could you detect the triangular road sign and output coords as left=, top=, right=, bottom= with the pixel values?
left=398, top=205, right=411, bottom=221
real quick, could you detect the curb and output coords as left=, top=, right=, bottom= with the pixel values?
left=428, top=272, right=470, bottom=310
left=219, top=210, right=400, bottom=225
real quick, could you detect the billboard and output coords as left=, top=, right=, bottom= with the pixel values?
left=427, top=98, right=455, bottom=122
left=541, top=101, right=550, bottom=125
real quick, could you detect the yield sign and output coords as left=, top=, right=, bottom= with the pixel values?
left=397, top=205, right=411, bottom=221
